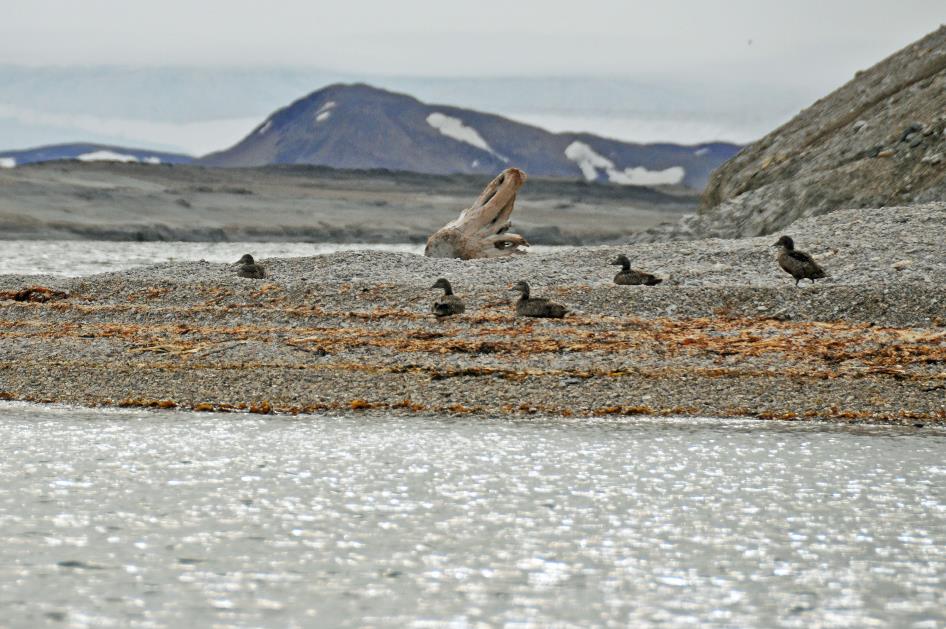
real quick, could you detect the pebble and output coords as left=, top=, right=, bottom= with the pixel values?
left=0, top=205, right=943, bottom=425
left=901, top=123, right=924, bottom=142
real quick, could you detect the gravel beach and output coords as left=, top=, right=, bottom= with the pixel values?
left=1, top=205, right=944, bottom=424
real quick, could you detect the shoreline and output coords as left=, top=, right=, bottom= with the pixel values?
left=1, top=205, right=943, bottom=426
left=1, top=396, right=942, bottom=431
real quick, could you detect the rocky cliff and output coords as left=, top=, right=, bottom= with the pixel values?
left=638, top=26, right=946, bottom=241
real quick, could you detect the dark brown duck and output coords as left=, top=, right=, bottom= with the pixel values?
left=430, top=278, right=466, bottom=318
left=234, top=254, right=266, bottom=279
left=772, top=236, right=826, bottom=286
left=610, top=254, right=662, bottom=286
left=510, top=280, right=567, bottom=318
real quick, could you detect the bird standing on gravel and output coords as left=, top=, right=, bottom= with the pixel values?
left=234, top=254, right=266, bottom=279
left=510, top=280, right=567, bottom=318
left=610, top=254, right=663, bottom=286
left=772, top=236, right=826, bottom=286
left=430, top=278, right=466, bottom=319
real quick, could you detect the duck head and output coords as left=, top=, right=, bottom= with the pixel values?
left=235, top=254, right=256, bottom=265
left=431, top=278, right=453, bottom=295
left=610, top=254, right=631, bottom=269
left=509, top=280, right=531, bottom=297
left=772, top=236, right=794, bottom=250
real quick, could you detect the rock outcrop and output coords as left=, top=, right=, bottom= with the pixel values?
left=639, top=26, right=946, bottom=242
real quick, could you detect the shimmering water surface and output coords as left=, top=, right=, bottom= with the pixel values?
left=1, top=241, right=575, bottom=277
left=1, top=241, right=424, bottom=277
left=0, top=403, right=944, bottom=628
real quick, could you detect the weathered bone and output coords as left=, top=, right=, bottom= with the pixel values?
left=425, top=168, right=529, bottom=259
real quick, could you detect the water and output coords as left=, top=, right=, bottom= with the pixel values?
left=0, top=241, right=424, bottom=277
left=0, top=241, right=577, bottom=277
left=0, top=402, right=944, bottom=628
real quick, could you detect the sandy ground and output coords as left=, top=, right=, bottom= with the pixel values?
left=0, top=205, right=943, bottom=424
left=0, top=162, right=694, bottom=244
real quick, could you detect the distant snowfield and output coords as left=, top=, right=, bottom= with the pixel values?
left=0, top=157, right=15, bottom=168
left=0, top=103, right=258, bottom=156
left=76, top=150, right=161, bottom=164
left=564, top=141, right=685, bottom=186
left=426, top=112, right=507, bottom=162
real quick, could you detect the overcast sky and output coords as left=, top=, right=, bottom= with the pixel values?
left=1, top=1, right=944, bottom=152
left=2, top=0, right=944, bottom=88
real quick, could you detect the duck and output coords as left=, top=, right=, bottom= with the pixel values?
left=510, top=280, right=567, bottom=318
left=772, top=236, right=826, bottom=286
left=234, top=254, right=265, bottom=279
left=430, top=278, right=465, bottom=318
left=610, top=254, right=662, bottom=286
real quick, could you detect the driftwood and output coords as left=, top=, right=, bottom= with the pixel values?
left=425, top=168, right=529, bottom=259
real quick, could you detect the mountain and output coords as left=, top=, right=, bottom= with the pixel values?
left=200, top=84, right=739, bottom=189
left=0, top=143, right=193, bottom=168
left=682, top=26, right=946, bottom=239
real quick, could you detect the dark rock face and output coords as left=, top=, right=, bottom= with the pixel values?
left=690, top=26, right=946, bottom=239
left=199, top=83, right=739, bottom=189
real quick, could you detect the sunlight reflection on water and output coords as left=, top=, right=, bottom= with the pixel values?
left=0, top=402, right=943, bottom=628
left=1, top=241, right=576, bottom=277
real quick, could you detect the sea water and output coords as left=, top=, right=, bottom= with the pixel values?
left=0, top=402, right=943, bottom=628
left=0, top=241, right=579, bottom=277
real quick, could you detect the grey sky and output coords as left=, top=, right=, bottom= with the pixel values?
left=2, top=0, right=944, bottom=89
left=1, top=0, right=944, bottom=152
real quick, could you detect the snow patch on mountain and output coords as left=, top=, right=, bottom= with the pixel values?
left=257, top=120, right=272, bottom=135
left=608, top=165, right=685, bottom=186
left=427, top=112, right=506, bottom=162
left=565, top=141, right=685, bottom=186
left=76, top=150, right=161, bottom=164
left=77, top=150, right=140, bottom=163
left=314, top=101, right=336, bottom=124
left=564, top=141, right=612, bottom=180
left=0, top=157, right=15, bottom=168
